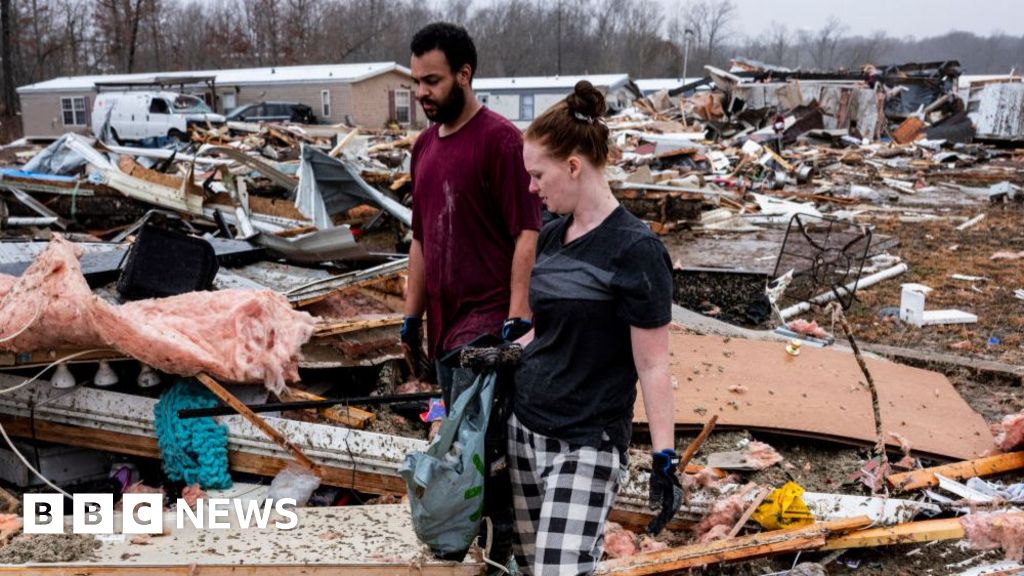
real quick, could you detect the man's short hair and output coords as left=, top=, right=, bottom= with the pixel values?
left=411, top=22, right=478, bottom=80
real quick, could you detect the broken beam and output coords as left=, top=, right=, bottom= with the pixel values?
left=820, top=517, right=965, bottom=550
left=595, top=517, right=870, bottom=575
left=887, top=451, right=1024, bottom=491
left=195, top=373, right=319, bottom=474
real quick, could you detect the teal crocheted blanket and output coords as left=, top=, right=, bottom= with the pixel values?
left=154, top=378, right=233, bottom=489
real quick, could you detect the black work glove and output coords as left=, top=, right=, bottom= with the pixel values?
left=400, top=316, right=428, bottom=377
left=501, top=317, right=532, bottom=342
left=647, top=448, right=683, bottom=535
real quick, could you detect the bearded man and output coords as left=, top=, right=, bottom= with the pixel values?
left=401, top=22, right=542, bottom=573
left=402, top=22, right=541, bottom=401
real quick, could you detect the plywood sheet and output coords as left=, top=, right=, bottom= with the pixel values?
left=635, top=331, right=994, bottom=460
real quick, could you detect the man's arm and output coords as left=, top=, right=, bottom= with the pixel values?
left=404, top=238, right=427, bottom=318
left=632, top=324, right=675, bottom=452
left=508, top=230, right=538, bottom=319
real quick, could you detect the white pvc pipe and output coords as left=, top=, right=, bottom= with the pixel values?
left=780, top=263, right=909, bottom=320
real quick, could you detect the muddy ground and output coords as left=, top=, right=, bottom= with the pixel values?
left=651, top=200, right=1024, bottom=574
left=808, top=203, right=1024, bottom=369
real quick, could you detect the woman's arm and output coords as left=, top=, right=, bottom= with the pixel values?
left=632, top=324, right=675, bottom=452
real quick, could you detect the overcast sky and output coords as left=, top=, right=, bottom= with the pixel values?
left=656, top=0, right=1024, bottom=38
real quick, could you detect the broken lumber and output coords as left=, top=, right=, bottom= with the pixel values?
left=678, top=414, right=718, bottom=473
left=196, top=373, right=319, bottom=474
left=595, top=517, right=870, bottom=575
left=818, top=514, right=1024, bottom=551
left=280, top=386, right=376, bottom=429
left=887, top=452, right=1024, bottom=491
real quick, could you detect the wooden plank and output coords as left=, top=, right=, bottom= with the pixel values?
left=727, top=487, right=771, bottom=538
left=635, top=333, right=995, bottom=460
left=196, top=373, right=319, bottom=474
left=280, top=387, right=375, bottom=429
left=595, top=517, right=870, bottom=575
left=887, top=452, right=1024, bottom=491
left=314, top=316, right=403, bottom=337
left=820, top=516, right=967, bottom=550
left=0, top=417, right=406, bottom=496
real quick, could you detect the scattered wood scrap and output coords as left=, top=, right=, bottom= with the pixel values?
left=887, top=452, right=1024, bottom=491
left=595, top=517, right=870, bottom=575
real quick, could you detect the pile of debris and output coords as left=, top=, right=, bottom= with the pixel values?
left=0, top=59, right=1021, bottom=574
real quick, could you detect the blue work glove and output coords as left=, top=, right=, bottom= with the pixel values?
left=400, top=316, right=427, bottom=377
left=647, top=449, right=683, bottom=535
left=501, top=317, right=532, bottom=342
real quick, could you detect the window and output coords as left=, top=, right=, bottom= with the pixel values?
left=395, top=89, right=411, bottom=124
left=520, top=94, right=535, bottom=120
left=61, top=97, right=87, bottom=126
left=149, top=98, right=169, bottom=114
left=321, top=90, right=331, bottom=117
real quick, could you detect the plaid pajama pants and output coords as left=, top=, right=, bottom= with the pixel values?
left=507, top=413, right=624, bottom=576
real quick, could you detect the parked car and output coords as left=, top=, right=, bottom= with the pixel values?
left=225, top=101, right=317, bottom=124
left=91, top=91, right=225, bottom=143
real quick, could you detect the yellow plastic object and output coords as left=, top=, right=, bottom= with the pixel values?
left=751, top=481, right=815, bottom=530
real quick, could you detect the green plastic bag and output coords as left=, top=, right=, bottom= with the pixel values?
left=399, top=370, right=495, bottom=559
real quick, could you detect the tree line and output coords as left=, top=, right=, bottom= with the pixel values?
left=2, top=0, right=1023, bottom=118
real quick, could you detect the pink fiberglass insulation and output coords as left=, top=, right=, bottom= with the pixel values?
left=603, top=522, right=637, bottom=559
left=995, top=411, right=1024, bottom=452
left=744, top=441, right=784, bottom=470
left=960, top=512, right=1024, bottom=561
left=0, top=236, right=315, bottom=393
left=693, top=492, right=747, bottom=543
left=0, top=238, right=104, bottom=350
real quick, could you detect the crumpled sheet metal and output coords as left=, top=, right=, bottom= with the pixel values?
left=0, top=236, right=315, bottom=393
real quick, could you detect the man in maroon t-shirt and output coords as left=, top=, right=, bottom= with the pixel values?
left=402, top=22, right=540, bottom=571
left=402, top=22, right=542, bottom=396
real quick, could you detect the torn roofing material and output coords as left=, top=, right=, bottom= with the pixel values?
left=294, top=144, right=411, bottom=228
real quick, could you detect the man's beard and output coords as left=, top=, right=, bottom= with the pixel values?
left=420, top=84, right=466, bottom=124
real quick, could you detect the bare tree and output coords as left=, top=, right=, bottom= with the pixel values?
left=800, top=16, right=846, bottom=70
left=682, top=0, right=735, bottom=69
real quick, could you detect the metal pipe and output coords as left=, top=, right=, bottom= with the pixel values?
left=780, top=263, right=909, bottom=320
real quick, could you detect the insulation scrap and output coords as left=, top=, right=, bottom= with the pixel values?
left=994, top=411, right=1024, bottom=452
left=889, top=431, right=917, bottom=469
left=0, top=236, right=316, bottom=393
left=682, top=467, right=736, bottom=491
left=638, top=535, right=667, bottom=553
left=787, top=318, right=830, bottom=339
left=0, top=514, right=22, bottom=543
left=743, top=441, right=784, bottom=470
left=694, top=490, right=749, bottom=543
left=960, top=512, right=1024, bottom=561
left=181, top=484, right=207, bottom=510
left=603, top=522, right=638, bottom=559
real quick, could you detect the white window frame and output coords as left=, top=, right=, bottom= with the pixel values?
left=61, top=96, right=87, bottom=126
left=394, top=89, right=411, bottom=125
left=320, top=90, right=331, bottom=118
left=520, top=94, right=535, bottom=121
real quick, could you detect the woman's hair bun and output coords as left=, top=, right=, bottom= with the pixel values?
left=566, top=80, right=606, bottom=120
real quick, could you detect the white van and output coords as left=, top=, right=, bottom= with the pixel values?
left=91, top=91, right=226, bottom=143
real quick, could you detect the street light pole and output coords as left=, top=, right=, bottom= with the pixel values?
left=682, top=28, right=695, bottom=86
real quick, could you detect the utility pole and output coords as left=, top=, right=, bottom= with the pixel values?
left=556, top=0, right=562, bottom=76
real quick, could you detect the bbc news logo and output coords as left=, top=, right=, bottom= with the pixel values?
left=23, top=494, right=299, bottom=534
